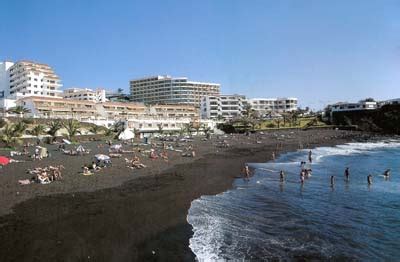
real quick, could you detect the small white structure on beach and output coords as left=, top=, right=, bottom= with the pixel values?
left=118, top=129, right=135, bottom=140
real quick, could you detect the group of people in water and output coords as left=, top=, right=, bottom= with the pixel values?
left=244, top=150, right=393, bottom=187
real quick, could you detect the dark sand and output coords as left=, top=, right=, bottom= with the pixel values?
left=0, top=129, right=379, bottom=261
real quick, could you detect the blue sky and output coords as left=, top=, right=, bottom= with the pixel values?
left=1, top=0, right=399, bottom=109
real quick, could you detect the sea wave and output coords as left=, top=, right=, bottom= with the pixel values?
left=187, top=141, right=400, bottom=261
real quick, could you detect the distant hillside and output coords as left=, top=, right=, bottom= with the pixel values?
left=331, top=104, right=400, bottom=134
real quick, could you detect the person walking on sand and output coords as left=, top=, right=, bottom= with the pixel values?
left=280, top=170, right=285, bottom=182
left=344, top=167, right=350, bottom=181
left=272, top=152, right=275, bottom=161
left=308, top=150, right=312, bottom=163
left=367, top=175, right=373, bottom=185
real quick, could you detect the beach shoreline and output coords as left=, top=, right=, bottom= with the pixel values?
left=0, top=129, right=383, bottom=261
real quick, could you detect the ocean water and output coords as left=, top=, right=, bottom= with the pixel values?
left=187, top=141, right=400, bottom=261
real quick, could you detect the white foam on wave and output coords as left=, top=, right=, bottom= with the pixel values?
left=187, top=197, right=227, bottom=261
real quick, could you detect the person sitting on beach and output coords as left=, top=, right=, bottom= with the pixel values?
left=91, top=161, right=101, bottom=171
left=37, top=171, right=50, bottom=184
left=82, top=165, right=92, bottom=175
left=149, top=149, right=158, bottom=159
left=160, top=150, right=168, bottom=162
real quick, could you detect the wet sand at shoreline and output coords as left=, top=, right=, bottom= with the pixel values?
left=0, top=129, right=381, bottom=261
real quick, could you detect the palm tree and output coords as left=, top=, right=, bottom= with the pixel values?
left=7, top=106, right=31, bottom=118
left=89, top=124, right=103, bottom=135
left=63, top=119, right=81, bottom=141
left=29, top=124, right=46, bottom=137
left=184, top=123, right=193, bottom=136
left=0, top=124, right=21, bottom=147
left=113, top=120, right=125, bottom=137
left=203, top=124, right=212, bottom=139
left=157, top=123, right=164, bottom=136
left=13, top=121, right=27, bottom=137
left=47, top=120, right=63, bottom=142
left=104, top=128, right=115, bottom=138
left=117, top=88, right=124, bottom=94
left=0, top=118, right=7, bottom=128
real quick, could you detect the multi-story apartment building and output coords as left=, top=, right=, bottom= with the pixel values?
left=329, top=100, right=378, bottom=112
left=149, top=104, right=199, bottom=119
left=17, top=96, right=98, bottom=119
left=130, top=75, right=220, bottom=106
left=17, top=96, right=199, bottom=123
left=201, top=94, right=247, bottom=120
left=8, top=61, right=62, bottom=98
left=201, top=95, right=298, bottom=119
left=0, top=61, right=14, bottom=98
left=248, top=98, right=298, bottom=116
left=62, top=88, right=107, bottom=102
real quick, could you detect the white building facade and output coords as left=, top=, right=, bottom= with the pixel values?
left=248, top=98, right=298, bottom=116
left=0, top=61, right=14, bottom=98
left=130, top=75, right=220, bottom=106
left=62, top=88, right=107, bottom=102
left=330, top=100, right=378, bottom=112
left=8, top=60, right=62, bottom=98
left=201, top=94, right=247, bottom=120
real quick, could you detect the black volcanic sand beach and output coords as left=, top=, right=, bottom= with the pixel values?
left=0, top=129, right=381, bottom=261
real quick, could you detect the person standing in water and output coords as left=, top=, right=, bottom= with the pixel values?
left=272, top=152, right=276, bottom=161
left=308, top=150, right=312, bottom=163
left=367, top=175, right=373, bottom=185
left=279, top=170, right=285, bottom=182
left=330, top=175, right=335, bottom=187
left=344, top=167, right=350, bottom=181
left=300, top=170, right=305, bottom=184
left=244, top=165, right=251, bottom=180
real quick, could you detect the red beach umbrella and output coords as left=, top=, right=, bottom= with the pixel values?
left=0, top=156, right=10, bottom=166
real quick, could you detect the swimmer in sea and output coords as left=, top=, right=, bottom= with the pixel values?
left=344, top=167, right=350, bottom=181
left=308, top=150, right=312, bottom=163
left=383, top=169, right=391, bottom=178
left=367, top=174, right=373, bottom=185
left=330, top=175, right=335, bottom=187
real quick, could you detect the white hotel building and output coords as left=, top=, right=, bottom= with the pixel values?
left=201, top=94, right=247, bottom=120
left=8, top=61, right=62, bottom=98
left=248, top=98, right=298, bottom=115
left=130, top=75, right=220, bottom=106
left=201, top=95, right=298, bottom=120
left=62, top=88, right=107, bottom=103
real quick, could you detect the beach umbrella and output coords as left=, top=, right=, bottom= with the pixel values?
left=62, top=139, right=72, bottom=145
left=95, top=154, right=110, bottom=161
left=76, top=145, right=85, bottom=152
left=0, top=156, right=10, bottom=166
